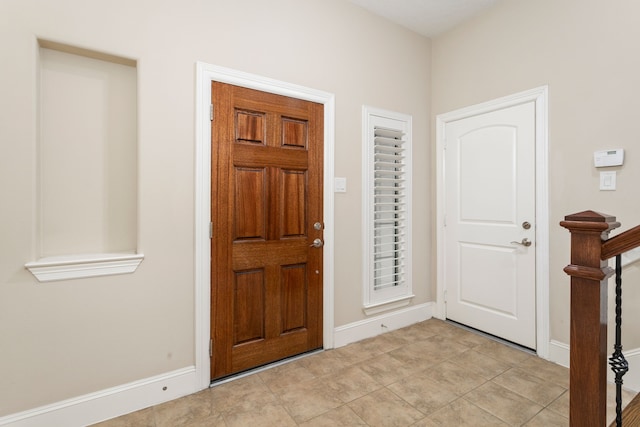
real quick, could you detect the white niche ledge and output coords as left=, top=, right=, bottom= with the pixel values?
left=25, top=253, right=144, bottom=282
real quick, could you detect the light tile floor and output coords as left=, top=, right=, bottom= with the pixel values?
left=92, top=319, right=635, bottom=426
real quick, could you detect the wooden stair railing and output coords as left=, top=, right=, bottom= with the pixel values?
left=561, top=211, right=640, bottom=426
left=602, top=224, right=640, bottom=260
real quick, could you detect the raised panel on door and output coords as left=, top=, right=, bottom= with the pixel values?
left=459, top=127, right=516, bottom=224
left=233, top=167, right=266, bottom=240
left=235, top=110, right=265, bottom=144
left=280, top=169, right=307, bottom=238
left=458, top=243, right=518, bottom=317
left=281, top=264, right=307, bottom=334
left=233, top=269, right=265, bottom=345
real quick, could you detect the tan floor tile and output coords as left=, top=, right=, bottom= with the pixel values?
left=410, top=418, right=439, bottom=427
left=492, top=367, right=566, bottom=406
left=408, top=319, right=456, bottom=337
left=517, top=355, right=569, bottom=388
left=419, top=398, right=508, bottom=426
left=523, top=408, right=569, bottom=426
left=183, top=412, right=227, bottom=427
left=421, top=333, right=474, bottom=359
left=546, top=390, right=568, bottom=418
left=93, top=320, right=594, bottom=427
left=348, top=388, right=425, bottom=427
left=323, top=365, right=382, bottom=403
left=421, top=360, right=487, bottom=395
left=388, top=341, right=442, bottom=366
left=464, top=381, right=543, bottom=425
left=222, top=402, right=296, bottom=427
left=356, top=352, right=420, bottom=385
left=388, top=336, right=466, bottom=366
left=298, top=405, right=368, bottom=426
left=448, top=327, right=495, bottom=349
left=367, top=329, right=416, bottom=352
left=420, top=320, right=493, bottom=348
left=296, top=349, right=353, bottom=377
left=385, top=323, right=435, bottom=344
left=90, top=407, right=155, bottom=427
left=258, top=360, right=316, bottom=393
left=387, top=373, right=458, bottom=415
left=153, top=389, right=213, bottom=427
left=276, top=377, right=344, bottom=423
left=474, top=340, right=533, bottom=367
left=210, top=375, right=277, bottom=414
left=412, top=319, right=460, bottom=335
left=448, top=349, right=510, bottom=380
left=334, top=339, right=377, bottom=365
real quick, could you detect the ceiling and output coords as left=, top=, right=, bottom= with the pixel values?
left=348, top=0, right=498, bottom=38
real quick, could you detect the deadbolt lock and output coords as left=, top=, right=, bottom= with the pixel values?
left=522, top=221, right=531, bottom=230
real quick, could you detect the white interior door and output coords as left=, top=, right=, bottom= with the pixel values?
left=444, top=101, right=536, bottom=349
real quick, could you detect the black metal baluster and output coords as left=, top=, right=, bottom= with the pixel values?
left=609, top=254, right=627, bottom=427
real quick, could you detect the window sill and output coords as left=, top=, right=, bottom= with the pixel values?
left=363, top=294, right=415, bottom=316
left=25, top=253, right=144, bottom=282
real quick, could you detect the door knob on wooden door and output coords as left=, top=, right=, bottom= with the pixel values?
left=310, top=238, right=324, bottom=248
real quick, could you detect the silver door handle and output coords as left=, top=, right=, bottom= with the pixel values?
left=310, top=238, right=324, bottom=248
left=511, top=238, right=532, bottom=247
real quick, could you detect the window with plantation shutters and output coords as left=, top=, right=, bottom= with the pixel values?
left=362, top=106, right=413, bottom=312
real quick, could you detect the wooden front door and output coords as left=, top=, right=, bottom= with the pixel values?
left=210, top=82, right=323, bottom=380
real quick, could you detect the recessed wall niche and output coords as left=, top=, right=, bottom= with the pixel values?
left=26, top=41, right=142, bottom=282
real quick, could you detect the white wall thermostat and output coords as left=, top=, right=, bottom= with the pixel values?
left=594, top=148, right=624, bottom=167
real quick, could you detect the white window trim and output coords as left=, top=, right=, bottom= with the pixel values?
left=362, top=106, right=413, bottom=314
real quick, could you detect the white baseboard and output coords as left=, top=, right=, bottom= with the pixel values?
left=547, top=340, right=640, bottom=393
left=0, top=367, right=199, bottom=427
left=547, top=339, right=570, bottom=368
left=333, top=302, right=433, bottom=348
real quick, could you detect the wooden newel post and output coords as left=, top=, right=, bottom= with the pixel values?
left=560, top=210, right=620, bottom=426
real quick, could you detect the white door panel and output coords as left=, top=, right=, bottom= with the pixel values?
left=459, top=127, right=516, bottom=223
left=445, top=101, right=536, bottom=349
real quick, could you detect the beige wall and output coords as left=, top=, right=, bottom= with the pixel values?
left=39, top=46, right=138, bottom=257
left=432, top=0, right=640, bottom=350
left=0, top=0, right=431, bottom=416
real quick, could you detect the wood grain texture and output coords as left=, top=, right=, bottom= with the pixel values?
left=560, top=211, right=620, bottom=427
left=235, top=110, right=265, bottom=143
left=233, top=167, right=266, bottom=240
left=233, top=270, right=265, bottom=344
left=210, top=82, right=323, bottom=379
left=601, top=224, right=640, bottom=260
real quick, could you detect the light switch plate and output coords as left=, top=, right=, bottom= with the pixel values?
left=334, top=177, right=347, bottom=193
left=600, top=171, right=616, bottom=190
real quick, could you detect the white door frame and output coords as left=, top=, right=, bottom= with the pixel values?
left=435, top=86, right=549, bottom=358
left=194, top=62, right=336, bottom=388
